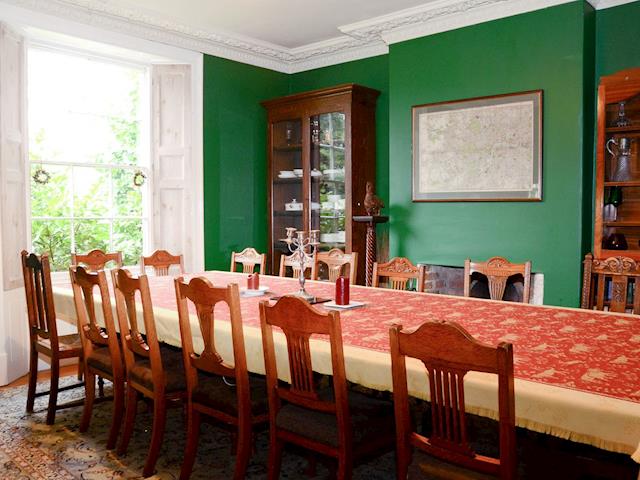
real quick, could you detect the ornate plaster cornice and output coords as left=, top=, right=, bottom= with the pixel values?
left=0, top=0, right=629, bottom=73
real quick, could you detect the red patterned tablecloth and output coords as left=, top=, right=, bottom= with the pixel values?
left=128, top=271, right=638, bottom=404
left=53, top=270, right=640, bottom=456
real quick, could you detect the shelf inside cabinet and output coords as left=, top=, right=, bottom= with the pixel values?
left=274, top=177, right=302, bottom=184
left=274, top=210, right=303, bottom=216
left=604, top=181, right=640, bottom=187
left=603, top=221, right=640, bottom=227
left=601, top=248, right=640, bottom=257
left=605, top=125, right=640, bottom=134
left=274, top=144, right=302, bottom=151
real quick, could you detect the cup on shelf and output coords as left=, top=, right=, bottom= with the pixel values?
left=285, top=199, right=303, bottom=211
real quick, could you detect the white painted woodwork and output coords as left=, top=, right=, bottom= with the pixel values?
left=0, top=22, right=28, bottom=384
left=151, top=64, right=194, bottom=271
left=0, top=0, right=622, bottom=73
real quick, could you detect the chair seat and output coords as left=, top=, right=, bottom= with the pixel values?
left=86, top=346, right=115, bottom=377
left=192, top=372, right=268, bottom=417
left=129, top=345, right=186, bottom=393
left=276, top=388, right=395, bottom=449
left=37, top=332, right=82, bottom=355
left=408, top=449, right=497, bottom=480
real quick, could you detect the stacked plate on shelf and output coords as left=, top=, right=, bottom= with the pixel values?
left=278, top=170, right=296, bottom=178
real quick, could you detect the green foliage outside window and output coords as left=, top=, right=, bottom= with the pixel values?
left=30, top=85, right=144, bottom=271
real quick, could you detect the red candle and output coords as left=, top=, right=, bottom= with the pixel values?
left=247, top=273, right=260, bottom=290
left=335, top=276, right=349, bottom=305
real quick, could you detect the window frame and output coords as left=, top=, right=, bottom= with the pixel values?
left=27, top=43, right=153, bottom=274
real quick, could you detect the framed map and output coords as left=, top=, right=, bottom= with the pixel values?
left=412, top=90, right=542, bottom=201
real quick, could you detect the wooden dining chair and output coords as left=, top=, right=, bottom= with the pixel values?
left=372, top=257, right=425, bottom=292
left=141, top=249, right=185, bottom=276
left=464, top=257, right=532, bottom=303
left=259, top=295, right=396, bottom=480
left=581, top=253, right=640, bottom=314
left=21, top=251, right=84, bottom=425
left=230, top=247, right=266, bottom=275
left=175, top=276, right=269, bottom=480
left=390, top=320, right=516, bottom=480
left=71, top=249, right=123, bottom=271
left=315, top=248, right=358, bottom=285
left=278, top=252, right=317, bottom=279
left=112, top=268, right=186, bottom=477
left=70, top=265, right=125, bottom=450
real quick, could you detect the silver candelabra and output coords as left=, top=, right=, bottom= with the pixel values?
left=282, top=227, right=319, bottom=301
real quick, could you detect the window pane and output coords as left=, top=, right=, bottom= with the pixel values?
left=74, top=219, right=110, bottom=254
left=28, top=49, right=144, bottom=166
left=30, top=164, right=71, bottom=217
left=112, top=219, right=143, bottom=265
left=31, top=219, right=72, bottom=272
left=113, top=169, right=142, bottom=216
left=74, top=167, right=111, bottom=217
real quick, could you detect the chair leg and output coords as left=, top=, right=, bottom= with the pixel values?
left=98, top=376, right=105, bottom=397
left=267, top=434, right=284, bottom=480
left=26, top=347, right=38, bottom=413
left=143, top=396, right=167, bottom=477
left=233, top=420, right=253, bottom=480
left=106, top=378, right=125, bottom=450
left=117, top=386, right=140, bottom=456
left=45, top=360, right=60, bottom=425
left=179, top=408, right=201, bottom=480
left=77, top=358, right=84, bottom=381
left=80, top=372, right=95, bottom=433
left=337, top=453, right=353, bottom=480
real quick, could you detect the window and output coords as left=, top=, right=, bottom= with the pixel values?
left=28, top=47, right=149, bottom=271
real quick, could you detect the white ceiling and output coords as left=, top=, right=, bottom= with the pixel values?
left=111, top=0, right=434, bottom=49
left=0, top=0, right=634, bottom=73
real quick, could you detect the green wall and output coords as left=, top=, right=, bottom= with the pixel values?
left=389, top=2, right=590, bottom=306
left=203, top=56, right=288, bottom=270
left=202, top=0, right=636, bottom=307
left=596, top=1, right=640, bottom=77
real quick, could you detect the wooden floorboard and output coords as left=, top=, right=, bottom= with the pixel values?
left=1, top=365, right=80, bottom=389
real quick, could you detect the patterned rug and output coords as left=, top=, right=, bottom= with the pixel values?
left=0, top=377, right=396, bottom=479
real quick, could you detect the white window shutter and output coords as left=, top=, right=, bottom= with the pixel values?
left=0, top=23, right=27, bottom=290
left=151, top=64, right=193, bottom=270
left=0, top=22, right=29, bottom=385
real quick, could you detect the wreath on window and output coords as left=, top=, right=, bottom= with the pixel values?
left=133, top=170, right=146, bottom=187
left=32, top=167, right=51, bottom=185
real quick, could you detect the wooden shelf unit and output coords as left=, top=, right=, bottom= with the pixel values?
left=594, top=67, right=640, bottom=259
left=262, top=84, right=380, bottom=283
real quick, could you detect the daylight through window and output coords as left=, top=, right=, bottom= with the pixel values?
left=28, top=47, right=149, bottom=271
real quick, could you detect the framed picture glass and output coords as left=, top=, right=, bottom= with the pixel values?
left=412, top=90, right=542, bottom=201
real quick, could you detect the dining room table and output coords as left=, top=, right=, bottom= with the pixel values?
left=52, top=270, right=640, bottom=466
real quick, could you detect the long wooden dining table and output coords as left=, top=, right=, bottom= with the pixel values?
left=52, top=270, right=640, bottom=463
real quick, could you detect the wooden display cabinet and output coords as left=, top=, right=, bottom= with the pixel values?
left=594, top=67, right=640, bottom=259
left=262, top=84, right=380, bottom=284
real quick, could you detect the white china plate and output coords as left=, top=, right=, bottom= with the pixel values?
left=324, top=300, right=365, bottom=309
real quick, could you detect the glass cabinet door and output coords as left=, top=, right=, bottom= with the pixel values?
left=271, top=119, right=303, bottom=263
left=310, top=112, right=346, bottom=252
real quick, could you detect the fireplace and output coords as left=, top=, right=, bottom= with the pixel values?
left=419, top=263, right=544, bottom=305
